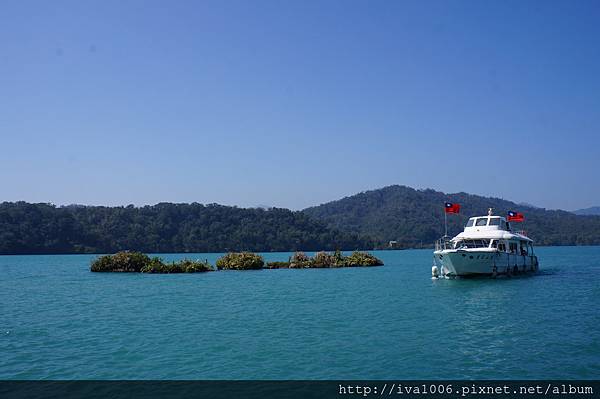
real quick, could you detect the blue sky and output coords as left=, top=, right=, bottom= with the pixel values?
left=1, top=0, right=599, bottom=210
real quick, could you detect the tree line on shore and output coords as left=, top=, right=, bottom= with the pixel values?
left=3, top=184, right=600, bottom=255
left=0, top=202, right=372, bottom=255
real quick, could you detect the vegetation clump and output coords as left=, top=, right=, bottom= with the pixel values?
left=90, top=251, right=214, bottom=273
left=265, top=261, right=291, bottom=269
left=288, top=250, right=383, bottom=268
left=176, top=259, right=214, bottom=273
left=140, top=259, right=213, bottom=273
left=311, top=251, right=337, bottom=268
left=90, top=250, right=382, bottom=273
left=312, top=250, right=348, bottom=268
left=90, top=251, right=153, bottom=272
left=344, top=251, right=384, bottom=267
left=289, top=252, right=312, bottom=268
left=216, top=252, right=264, bottom=270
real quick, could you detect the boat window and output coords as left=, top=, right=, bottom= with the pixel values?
left=465, top=219, right=474, bottom=227
left=497, top=241, right=506, bottom=252
left=489, top=218, right=501, bottom=226
left=520, top=241, right=528, bottom=256
left=454, top=239, right=490, bottom=249
left=501, top=221, right=508, bottom=230
left=475, top=218, right=488, bottom=226
left=490, top=240, right=497, bottom=248
left=509, top=242, right=518, bottom=253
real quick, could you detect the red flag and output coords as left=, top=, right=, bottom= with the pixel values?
left=444, top=202, right=460, bottom=214
left=507, top=211, right=524, bottom=222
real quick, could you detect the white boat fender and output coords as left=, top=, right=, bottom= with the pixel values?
left=432, top=265, right=439, bottom=278
left=441, top=266, right=448, bottom=277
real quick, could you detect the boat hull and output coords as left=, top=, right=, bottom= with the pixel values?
left=434, top=250, right=538, bottom=276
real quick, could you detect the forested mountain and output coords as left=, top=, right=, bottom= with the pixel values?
left=2, top=186, right=599, bottom=254
left=0, top=202, right=372, bottom=255
left=303, top=185, right=600, bottom=248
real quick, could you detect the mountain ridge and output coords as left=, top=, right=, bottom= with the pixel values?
left=2, top=185, right=599, bottom=254
left=573, top=206, right=600, bottom=216
left=302, top=185, right=600, bottom=247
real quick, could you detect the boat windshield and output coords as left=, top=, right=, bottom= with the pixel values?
left=454, top=239, right=490, bottom=249
left=465, top=219, right=475, bottom=227
left=489, top=218, right=501, bottom=226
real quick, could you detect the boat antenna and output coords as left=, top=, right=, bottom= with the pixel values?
left=488, top=208, right=493, bottom=216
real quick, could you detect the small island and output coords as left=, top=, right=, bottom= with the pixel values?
left=266, top=251, right=384, bottom=269
left=90, top=250, right=383, bottom=273
left=90, top=251, right=213, bottom=273
left=216, top=252, right=264, bottom=270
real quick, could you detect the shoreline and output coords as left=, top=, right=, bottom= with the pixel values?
left=2, top=243, right=600, bottom=256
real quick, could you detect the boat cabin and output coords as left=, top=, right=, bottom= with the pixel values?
left=433, top=208, right=538, bottom=277
left=464, top=216, right=510, bottom=231
left=452, top=215, right=534, bottom=255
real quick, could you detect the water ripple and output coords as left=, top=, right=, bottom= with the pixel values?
left=1, top=247, right=599, bottom=379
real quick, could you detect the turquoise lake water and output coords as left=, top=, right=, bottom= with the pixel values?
left=1, top=247, right=599, bottom=380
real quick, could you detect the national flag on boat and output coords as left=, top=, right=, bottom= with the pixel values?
left=444, top=202, right=460, bottom=214
left=507, top=211, right=524, bottom=222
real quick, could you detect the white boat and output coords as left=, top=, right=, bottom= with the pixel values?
left=433, top=209, right=539, bottom=277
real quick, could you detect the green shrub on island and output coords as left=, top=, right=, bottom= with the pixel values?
left=90, top=251, right=214, bottom=273
left=177, top=259, right=214, bottom=273
left=216, top=252, right=264, bottom=270
left=311, top=251, right=335, bottom=268
left=287, top=250, right=383, bottom=268
left=90, top=251, right=154, bottom=272
left=289, top=252, right=312, bottom=268
left=141, top=259, right=213, bottom=273
left=312, top=250, right=348, bottom=268
left=90, top=250, right=382, bottom=273
left=265, top=261, right=291, bottom=269
left=344, top=251, right=384, bottom=267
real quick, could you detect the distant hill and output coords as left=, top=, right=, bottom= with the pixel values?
left=303, top=185, right=600, bottom=247
left=3, top=188, right=599, bottom=254
left=0, top=202, right=372, bottom=255
left=518, top=202, right=543, bottom=209
left=573, top=206, right=600, bottom=216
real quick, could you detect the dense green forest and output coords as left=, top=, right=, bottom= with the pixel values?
left=0, top=202, right=372, bottom=255
left=2, top=185, right=600, bottom=254
left=303, top=185, right=600, bottom=248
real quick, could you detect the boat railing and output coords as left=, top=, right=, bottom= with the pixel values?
left=435, top=236, right=453, bottom=251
